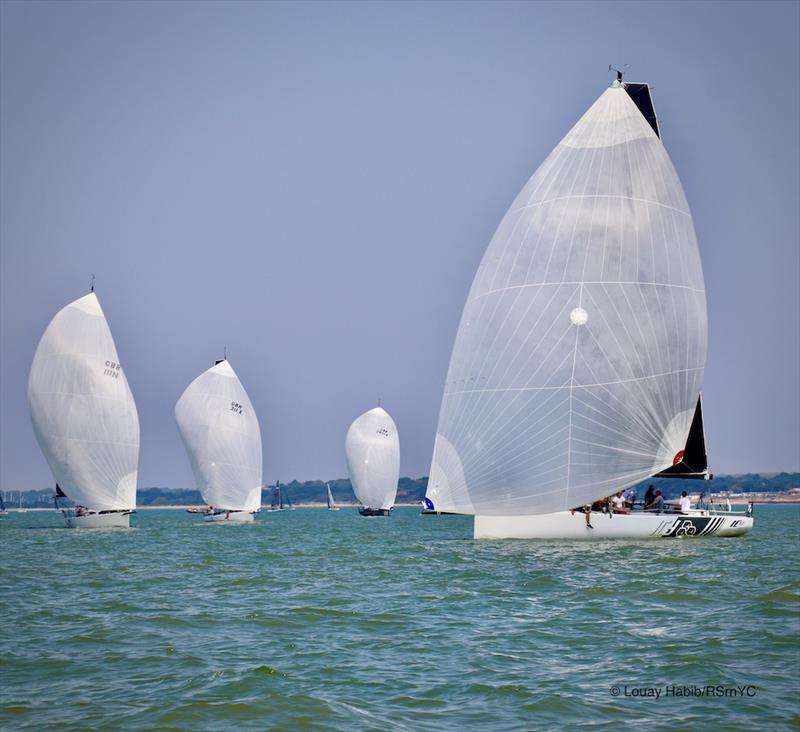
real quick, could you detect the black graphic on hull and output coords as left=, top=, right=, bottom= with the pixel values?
left=662, top=516, right=725, bottom=538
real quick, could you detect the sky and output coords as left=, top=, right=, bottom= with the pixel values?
left=1, top=0, right=798, bottom=491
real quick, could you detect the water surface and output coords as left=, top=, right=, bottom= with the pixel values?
left=1, top=505, right=798, bottom=730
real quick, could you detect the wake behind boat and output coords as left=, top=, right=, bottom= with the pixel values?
left=175, top=357, right=262, bottom=524
left=28, top=290, right=139, bottom=529
left=423, top=73, right=754, bottom=540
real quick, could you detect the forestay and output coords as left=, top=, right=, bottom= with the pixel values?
left=345, top=407, right=400, bottom=510
left=27, top=293, right=140, bottom=511
left=175, top=360, right=262, bottom=511
left=426, top=81, right=707, bottom=516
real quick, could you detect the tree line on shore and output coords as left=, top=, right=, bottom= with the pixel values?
left=7, top=473, right=798, bottom=508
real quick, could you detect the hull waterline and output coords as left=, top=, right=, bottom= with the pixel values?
left=474, top=510, right=754, bottom=540
left=203, top=510, right=255, bottom=523
left=358, top=507, right=391, bottom=517
left=65, top=510, right=133, bottom=529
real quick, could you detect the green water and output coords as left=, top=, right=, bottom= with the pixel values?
left=1, top=505, right=798, bottom=730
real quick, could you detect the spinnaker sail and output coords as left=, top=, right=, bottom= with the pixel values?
left=426, top=79, right=707, bottom=516
left=27, top=292, right=140, bottom=511
left=345, top=407, right=400, bottom=510
left=175, top=359, right=262, bottom=512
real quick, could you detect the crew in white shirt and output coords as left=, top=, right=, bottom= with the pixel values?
left=679, top=491, right=691, bottom=513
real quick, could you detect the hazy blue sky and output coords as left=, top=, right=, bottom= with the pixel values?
left=1, top=0, right=798, bottom=491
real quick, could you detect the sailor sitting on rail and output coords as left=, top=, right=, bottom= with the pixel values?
left=611, top=491, right=629, bottom=514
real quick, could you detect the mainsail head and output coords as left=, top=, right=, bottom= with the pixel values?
left=27, top=292, right=140, bottom=511
left=175, top=359, right=262, bottom=511
left=426, top=80, right=707, bottom=516
left=345, top=407, right=400, bottom=510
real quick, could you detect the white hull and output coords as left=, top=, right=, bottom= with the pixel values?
left=474, top=509, right=754, bottom=540
left=203, top=510, right=255, bottom=523
left=65, top=511, right=132, bottom=529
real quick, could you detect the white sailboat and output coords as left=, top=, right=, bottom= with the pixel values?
left=175, top=358, right=262, bottom=523
left=424, top=73, right=753, bottom=539
left=28, top=291, right=139, bottom=528
left=345, top=407, right=399, bottom=516
left=326, top=483, right=339, bottom=511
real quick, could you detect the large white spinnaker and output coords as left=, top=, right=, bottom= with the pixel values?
left=345, top=407, right=400, bottom=510
left=426, top=80, right=708, bottom=516
left=27, top=292, right=140, bottom=511
left=175, top=359, right=262, bottom=512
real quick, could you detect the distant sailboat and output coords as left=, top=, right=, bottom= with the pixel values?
left=28, top=291, right=139, bottom=528
left=0, top=492, right=7, bottom=515
left=17, top=492, right=28, bottom=513
left=345, top=407, right=399, bottom=517
left=175, top=358, right=262, bottom=523
left=268, top=481, right=283, bottom=512
left=326, top=483, right=339, bottom=511
left=424, top=74, right=753, bottom=539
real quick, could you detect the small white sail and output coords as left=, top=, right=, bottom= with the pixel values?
left=426, top=81, right=707, bottom=516
left=345, top=407, right=399, bottom=510
left=326, top=484, right=337, bottom=509
left=175, top=359, right=262, bottom=512
left=27, top=292, right=140, bottom=511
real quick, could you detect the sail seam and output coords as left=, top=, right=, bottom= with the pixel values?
left=443, top=366, right=703, bottom=396
left=470, top=281, right=704, bottom=302
left=508, top=194, right=690, bottom=217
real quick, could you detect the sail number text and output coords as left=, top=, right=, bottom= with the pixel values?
left=104, top=361, right=122, bottom=379
left=230, top=401, right=243, bottom=414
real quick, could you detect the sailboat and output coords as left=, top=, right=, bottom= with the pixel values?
left=424, top=73, right=754, bottom=539
left=345, top=407, right=399, bottom=516
left=175, top=358, right=262, bottom=523
left=17, top=492, right=28, bottom=513
left=326, top=483, right=339, bottom=511
left=28, top=291, right=139, bottom=528
left=268, top=481, right=283, bottom=512
left=0, top=492, right=8, bottom=515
